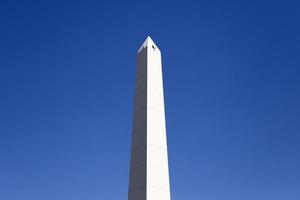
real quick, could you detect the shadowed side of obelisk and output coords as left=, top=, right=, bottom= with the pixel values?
left=128, top=45, right=148, bottom=200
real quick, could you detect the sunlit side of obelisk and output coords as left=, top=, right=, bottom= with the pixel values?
left=128, top=37, right=171, bottom=200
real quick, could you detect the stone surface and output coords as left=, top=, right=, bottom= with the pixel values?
left=128, top=36, right=171, bottom=200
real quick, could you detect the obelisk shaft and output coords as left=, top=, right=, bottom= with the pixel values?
left=128, top=37, right=171, bottom=200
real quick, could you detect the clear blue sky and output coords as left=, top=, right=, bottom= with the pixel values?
left=0, top=0, right=299, bottom=199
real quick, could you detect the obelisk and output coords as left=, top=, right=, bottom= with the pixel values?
left=128, top=36, right=171, bottom=200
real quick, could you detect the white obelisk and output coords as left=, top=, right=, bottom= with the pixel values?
left=128, top=37, right=171, bottom=200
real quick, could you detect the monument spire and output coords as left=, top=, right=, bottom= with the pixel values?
left=128, top=37, right=171, bottom=200
left=137, top=36, right=160, bottom=52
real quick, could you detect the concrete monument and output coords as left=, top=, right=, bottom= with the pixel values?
left=128, top=37, right=171, bottom=200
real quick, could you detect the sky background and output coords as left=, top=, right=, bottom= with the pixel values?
left=0, top=0, right=300, bottom=200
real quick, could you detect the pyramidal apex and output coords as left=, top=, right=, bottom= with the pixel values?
left=138, top=36, right=160, bottom=52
